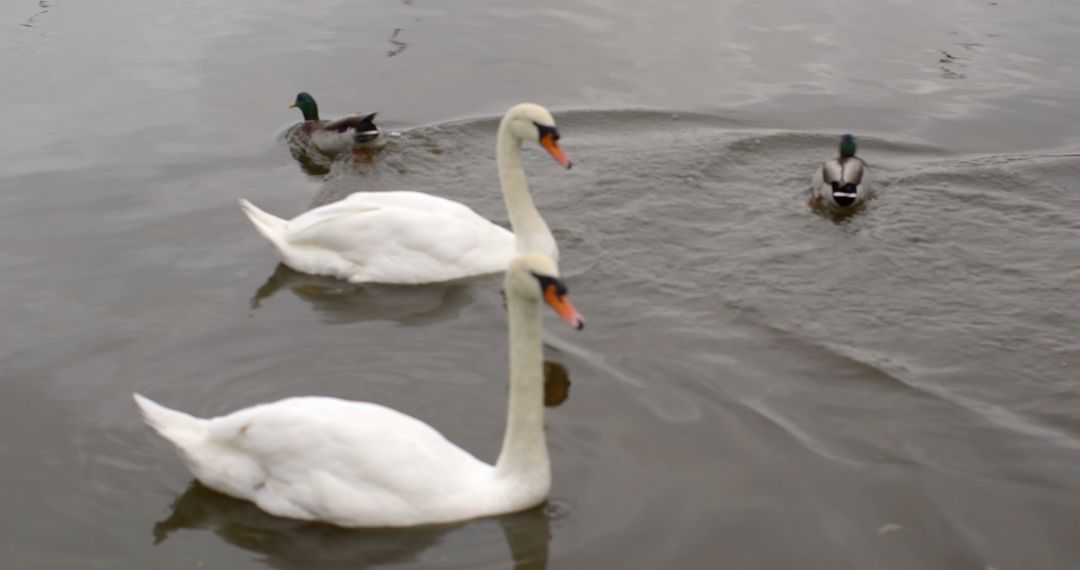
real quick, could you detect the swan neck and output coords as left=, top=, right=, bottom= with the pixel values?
left=494, top=286, right=548, bottom=482
left=497, top=118, right=552, bottom=255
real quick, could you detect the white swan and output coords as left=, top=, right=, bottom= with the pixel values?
left=810, top=134, right=870, bottom=209
left=134, top=253, right=584, bottom=528
left=239, top=103, right=572, bottom=284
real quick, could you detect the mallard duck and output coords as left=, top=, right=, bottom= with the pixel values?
left=811, top=134, right=870, bottom=209
left=240, top=103, right=572, bottom=284
left=134, top=252, right=585, bottom=528
left=290, top=92, right=387, bottom=154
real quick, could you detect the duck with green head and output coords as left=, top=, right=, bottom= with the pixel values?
left=291, top=92, right=387, bottom=154
left=811, top=134, right=869, bottom=209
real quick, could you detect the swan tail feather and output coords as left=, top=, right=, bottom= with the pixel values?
left=133, top=393, right=208, bottom=448
left=238, top=199, right=288, bottom=245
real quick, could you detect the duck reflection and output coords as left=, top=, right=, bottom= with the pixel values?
left=283, top=125, right=332, bottom=177
left=153, top=482, right=551, bottom=569
left=817, top=205, right=865, bottom=225
left=250, top=263, right=481, bottom=326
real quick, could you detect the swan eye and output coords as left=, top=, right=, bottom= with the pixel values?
left=534, top=123, right=560, bottom=142
left=531, top=273, right=567, bottom=296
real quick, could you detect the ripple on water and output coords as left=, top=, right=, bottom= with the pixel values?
left=5, top=108, right=1080, bottom=568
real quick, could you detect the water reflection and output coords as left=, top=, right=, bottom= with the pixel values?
left=938, top=50, right=969, bottom=80
left=21, top=0, right=51, bottom=28
left=281, top=125, right=332, bottom=176
left=813, top=201, right=869, bottom=225
left=154, top=483, right=550, bottom=569
left=543, top=360, right=571, bottom=408
left=250, top=263, right=481, bottom=326
left=387, top=28, right=408, bottom=58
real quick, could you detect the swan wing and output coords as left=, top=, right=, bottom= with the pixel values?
left=202, top=396, right=492, bottom=526
left=279, top=191, right=516, bottom=283
left=292, top=191, right=496, bottom=227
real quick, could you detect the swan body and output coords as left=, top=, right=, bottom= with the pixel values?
left=239, top=192, right=515, bottom=284
left=811, top=134, right=870, bottom=209
left=242, top=103, right=572, bottom=284
left=134, top=395, right=505, bottom=527
left=135, top=253, right=585, bottom=528
left=291, top=92, right=387, bottom=154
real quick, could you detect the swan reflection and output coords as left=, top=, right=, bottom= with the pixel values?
left=250, top=263, right=482, bottom=326
left=153, top=482, right=551, bottom=569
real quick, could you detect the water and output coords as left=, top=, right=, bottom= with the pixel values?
left=2, top=0, right=1079, bottom=568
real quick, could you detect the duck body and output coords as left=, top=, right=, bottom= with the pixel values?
left=239, top=191, right=515, bottom=284
left=303, top=114, right=388, bottom=154
left=811, top=134, right=870, bottom=209
left=242, top=103, right=571, bottom=284
left=135, top=253, right=586, bottom=528
left=290, top=92, right=387, bottom=155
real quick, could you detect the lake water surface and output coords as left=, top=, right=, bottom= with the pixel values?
left=2, top=0, right=1079, bottom=568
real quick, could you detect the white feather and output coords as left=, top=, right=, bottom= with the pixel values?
left=240, top=192, right=515, bottom=284
left=134, top=253, right=575, bottom=528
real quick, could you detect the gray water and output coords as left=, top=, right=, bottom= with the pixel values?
left=2, top=0, right=1079, bottom=568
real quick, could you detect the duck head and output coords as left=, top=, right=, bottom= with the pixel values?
left=839, top=133, right=857, bottom=159
left=290, top=92, right=320, bottom=122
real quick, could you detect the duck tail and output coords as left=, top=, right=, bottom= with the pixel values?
left=238, top=199, right=288, bottom=244
left=133, top=393, right=207, bottom=448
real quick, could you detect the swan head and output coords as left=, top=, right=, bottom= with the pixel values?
left=290, top=92, right=320, bottom=122
left=507, top=253, right=585, bottom=330
left=504, top=103, right=573, bottom=169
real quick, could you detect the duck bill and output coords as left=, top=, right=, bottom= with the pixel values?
left=289, top=102, right=298, bottom=108
left=544, top=286, right=585, bottom=330
left=540, top=133, right=572, bottom=169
